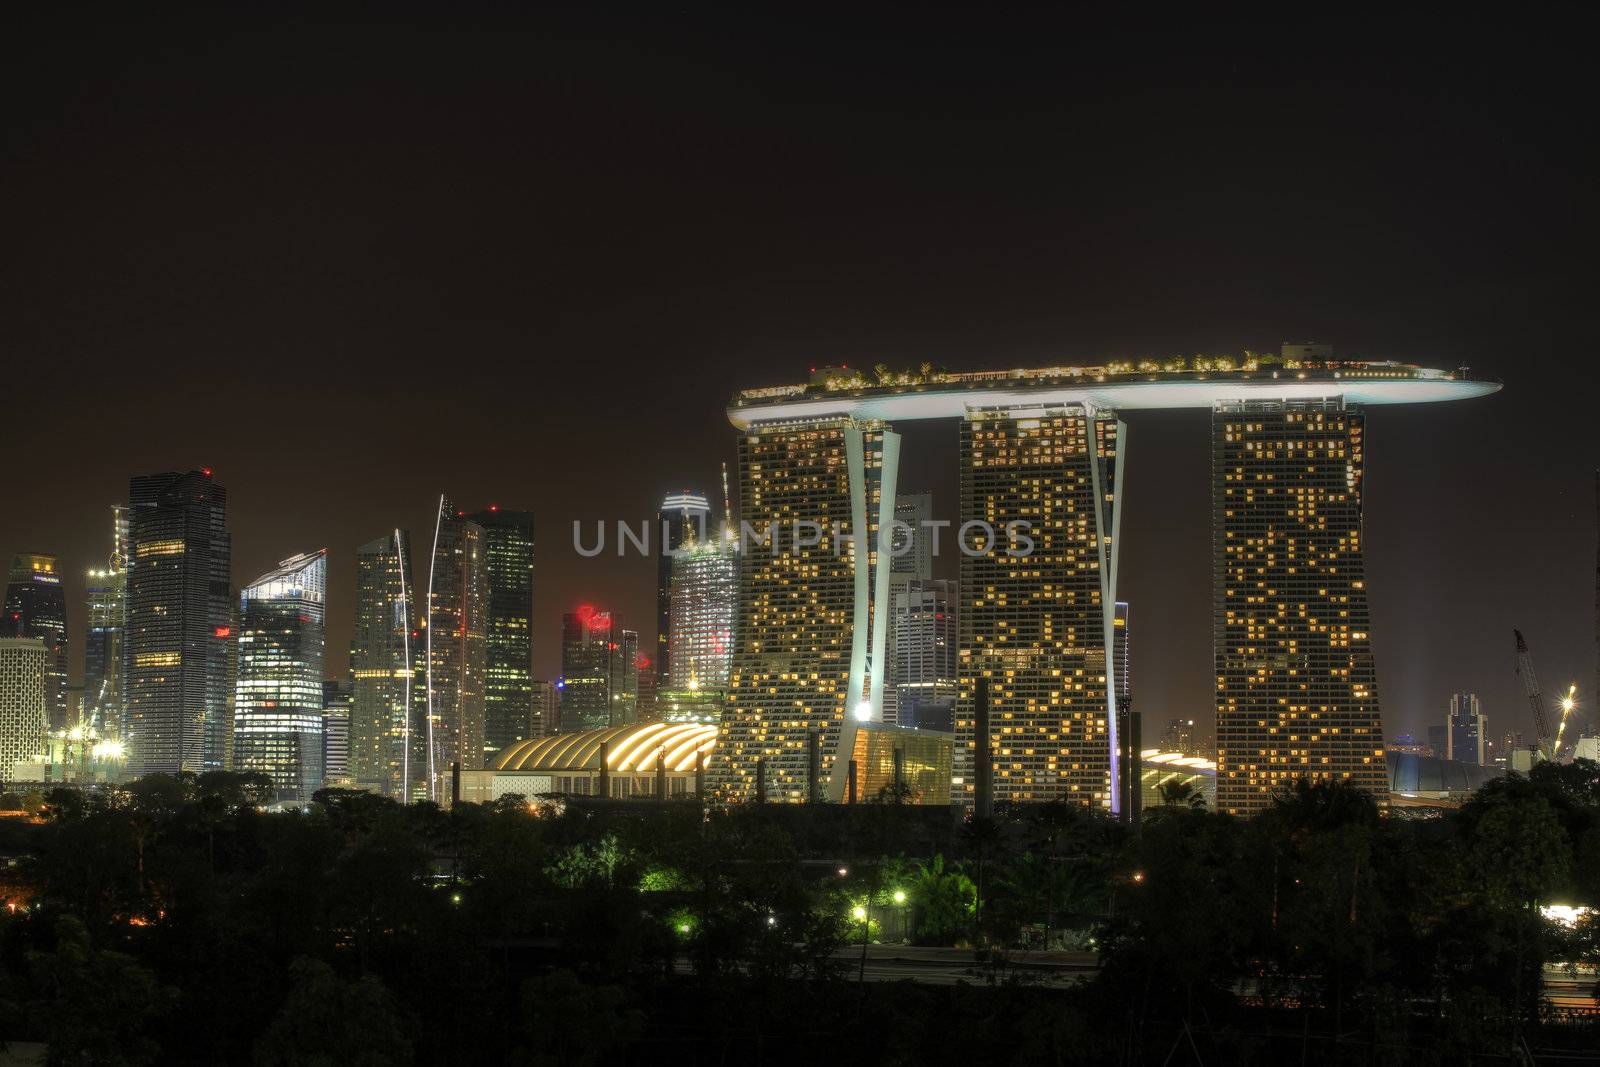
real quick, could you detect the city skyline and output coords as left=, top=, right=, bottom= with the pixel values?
left=2, top=16, right=1595, bottom=753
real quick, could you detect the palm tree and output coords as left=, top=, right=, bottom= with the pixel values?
left=1157, top=778, right=1207, bottom=810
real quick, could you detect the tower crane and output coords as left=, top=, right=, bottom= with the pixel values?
left=1514, top=629, right=1553, bottom=760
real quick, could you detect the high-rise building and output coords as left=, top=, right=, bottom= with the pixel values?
left=890, top=491, right=935, bottom=580
left=892, top=578, right=957, bottom=731
left=0, top=638, right=48, bottom=781
left=560, top=608, right=617, bottom=733
left=656, top=490, right=711, bottom=690
left=957, top=407, right=1123, bottom=808
left=1213, top=401, right=1387, bottom=815
left=613, top=629, right=640, bottom=725
left=1161, top=718, right=1200, bottom=756
left=666, top=534, right=737, bottom=696
left=234, top=551, right=327, bottom=801
left=712, top=415, right=899, bottom=802
left=321, top=680, right=352, bottom=788
left=350, top=531, right=415, bottom=798
left=468, top=508, right=535, bottom=761
left=425, top=500, right=487, bottom=792
left=125, top=469, right=232, bottom=778
left=5, top=554, right=68, bottom=730
left=83, top=507, right=129, bottom=741
left=531, top=679, right=559, bottom=738
left=1446, top=691, right=1486, bottom=766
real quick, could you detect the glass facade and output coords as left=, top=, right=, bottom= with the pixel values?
left=666, top=535, right=737, bottom=694
left=321, top=679, right=351, bottom=787
left=0, top=638, right=48, bottom=777
left=892, top=578, right=957, bottom=732
left=125, top=470, right=232, bottom=778
left=350, top=530, right=415, bottom=797
left=234, top=550, right=327, bottom=801
left=468, top=509, right=535, bottom=760
left=4, top=553, right=69, bottom=731
left=656, top=491, right=711, bottom=691
left=425, top=501, right=487, bottom=792
left=956, top=406, right=1123, bottom=809
left=83, top=506, right=128, bottom=742
left=1212, top=401, right=1387, bottom=815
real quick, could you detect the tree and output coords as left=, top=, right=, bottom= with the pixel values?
left=510, top=970, right=641, bottom=1067
left=907, top=854, right=976, bottom=945
left=253, top=957, right=414, bottom=1066
left=1156, top=778, right=1206, bottom=810
left=25, top=915, right=172, bottom=1065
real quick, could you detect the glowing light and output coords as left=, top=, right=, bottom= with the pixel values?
left=837, top=867, right=848, bottom=877
left=214, top=626, right=231, bottom=638
left=851, top=905, right=867, bottom=922
left=892, top=890, right=906, bottom=905
left=1131, top=871, right=1145, bottom=884
left=1541, top=903, right=1592, bottom=927
left=854, top=700, right=872, bottom=722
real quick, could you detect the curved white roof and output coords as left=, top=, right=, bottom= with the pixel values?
left=727, top=366, right=1498, bottom=429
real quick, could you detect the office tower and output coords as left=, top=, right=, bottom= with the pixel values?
left=892, top=578, right=957, bottom=731
left=656, top=490, right=711, bottom=690
left=635, top=664, right=659, bottom=723
left=0, top=639, right=48, bottom=778
left=560, top=608, right=616, bottom=732
left=1213, top=401, right=1387, bottom=816
left=321, top=680, right=352, bottom=788
left=1161, top=718, right=1199, bottom=755
left=613, top=629, right=640, bottom=725
left=1113, top=601, right=1131, bottom=723
left=957, top=407, right=1123, bottom=809
left=1446, top=691, right=1487, bottom=766
left=5, top=554, right=68, bottom=730
left=467, top=508, right=535, bottom=760
left=890, top=491, right=935, bottom=579
left=125, top=469, right=232, bottom=778
left=350, top=531, right=415, bottom=797
left=666, top=534, right=737, bottom=694
left=712, top=416, right=900, bottom=803
left=531, top=679, right=559, bottom=737
left=83, top=507, right=129, bottom=740
left=233, top=551, right=326, bottom=801
left=425, top=500, right=487, bottom=792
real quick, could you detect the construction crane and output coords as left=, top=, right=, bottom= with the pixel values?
left=1514, top=629, right=1554, bottom=760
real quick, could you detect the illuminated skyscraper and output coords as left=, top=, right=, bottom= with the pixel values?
left=667, top=534, right=737, bottom=696
left=234, top=551, right=327, bottom=801
left=0, top=639, right=48, bottom=778
left=615, top=628, right=640, bottom=725
left=560, top=607, right=619, bottom=732
left=4, top=553, right=68, bottom=730
left=350, top=530, right=414, bottom=797
left=532, top=679, right=559, bottom=738
left=125, top=469, right=232, bottom=778
left=467, top=508, right=535, bottom=760
left=656, top=490, right=711, bottom=689
left=1213, top=400, right=1386, bottom=815
left=1446, top=691, right=1486, bottom=766
left=956, top=407, right=1123, bottom=809
left=84, top=507, right=129, bottom=740
left=425, top=500, right=487, bottom=790
left=890, top=491, right=935, bottom=580
left=711, top=414, right=900, bottom=802
left=322, top=680, right=352, bottom=788
left=892, top=578, right=957, bottom=731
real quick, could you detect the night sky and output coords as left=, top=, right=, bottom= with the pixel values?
left=3, top=12, right=1594, bottom=747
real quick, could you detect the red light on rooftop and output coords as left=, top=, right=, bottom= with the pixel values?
left=490, top=504, right=498, bottom=512
left=634, top=654, right=651, bottom=670
left=214, top=626, right=231, bottom=638
left=576, top=604, right=595, bottom=623
left=201, top=468, right=213, bottom=477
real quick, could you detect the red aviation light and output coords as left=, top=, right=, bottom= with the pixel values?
left=489, top=504, right=499, bottom=512
left=201, top=467, right=213, bottom=477
left=576, top=604, right=595, bottom=624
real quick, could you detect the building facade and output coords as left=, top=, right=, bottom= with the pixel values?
left=656, top=491, right=711, bottom=690
left=1446, top=691, right=1486, bottom=766
left=0, top=639, right=48, bottom=782
left=350, top=530, right=415, bottom=798
left=666, top=534, right=737, bottom=695
left=234, top=551, right=327, bottom=801
left=4, top=554, right=68, bottom=730
left=425, top=501, right=487, bottom=792
left=125, top=469, right=233, bottom=778
left=468, top=508, right=535, bottom=761
left=1213, top=401, right=1387, bottom=815
left=891, top=578, right=957, bottom=732
left=321, top=679, right=351, bottom=788
left=531, top=679, right=559, bottom=738
left=711, top=416, right=899, bottom=802
left=957, top=406, right=1123, bottom=808
left=83, top=506, right=129, bottom=741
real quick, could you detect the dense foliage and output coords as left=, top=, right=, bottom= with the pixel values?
left=0, top=763, right=1597, bottom=1063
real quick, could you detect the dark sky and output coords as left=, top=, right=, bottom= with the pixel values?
left=3, top=11, right=1595, bottom=746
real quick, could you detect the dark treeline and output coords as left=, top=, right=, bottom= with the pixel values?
left=2, top=764, right=1599, bottom=1064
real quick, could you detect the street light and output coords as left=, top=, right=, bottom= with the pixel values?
left=853, top=903, right=870, bottom=982
left=892, top=889, right=906, bottom=904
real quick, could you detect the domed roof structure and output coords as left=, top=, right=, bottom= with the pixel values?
left=491, top=721, right=717, bottom=774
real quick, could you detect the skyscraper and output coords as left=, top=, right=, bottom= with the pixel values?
left=666, top=534, right=737, bottom=695
left=1446, top=691, right=1486, bottom=766
left=0, top=639, right=48, bottom=779
left=712, top=415, right=899, bottom=802
left=4, top=554, right=68, bottom=730
left=322, top=679, right=352, bottom=788
left=883, top=491, right=935, bottom=726
left=656, top=490, right=711, bottom=690
left=233, top=551, right=326, bottom=801
left=614, top=629, right=640, bottom=725
left=531, top=679, right=559, bottom=738
left=1213, top=400, right=1387, bottom=815
left=467, top=508, right=535, bottom=760
left=560, top=607, right=619, bottom=732
left=125, top=469, right=232, bottom=778
left=957, top=407, right=1123, bottom=808
left=83, top=507, right=129, bottom=741
left=350, top=530, right=415, bottom=798
left=425, top=499, right=487, bottom=793
left=892, top=578, right=957, bottom=731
